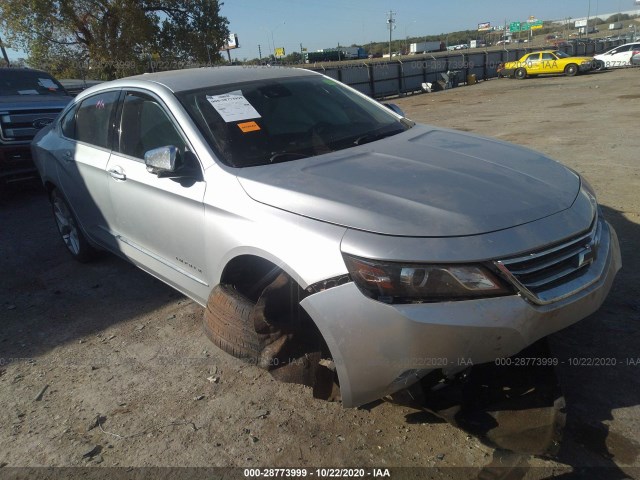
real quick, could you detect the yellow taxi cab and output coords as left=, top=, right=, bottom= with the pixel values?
left=498, top=50, right=596, bottom=79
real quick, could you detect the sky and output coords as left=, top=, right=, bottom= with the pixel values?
left=3, top=0, right=638, bottom=61
left=220, top=0, right=638, bottom=59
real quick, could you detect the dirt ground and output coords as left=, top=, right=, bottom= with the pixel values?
left=1, top=68, right=639, bottom=479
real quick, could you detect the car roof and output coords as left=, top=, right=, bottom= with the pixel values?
left=121, top=66, right=319, bottom=93
left=599, top=42, right=640, bottom=53
left=0, top=67, right=54, bottom=76
left=607, top=42, right=640, bottom=48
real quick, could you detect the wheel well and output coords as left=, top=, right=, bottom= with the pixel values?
left=215, top=255, right=339, bottom=400
left=220, top=255, right=287, bottom=303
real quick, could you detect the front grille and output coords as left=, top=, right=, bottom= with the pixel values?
left=0, top=109, right=61, bottom=143
left=495, top=216, right=601, bottom=305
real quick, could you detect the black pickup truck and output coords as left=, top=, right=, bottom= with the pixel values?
left=0, top=68, right=73, bottom=186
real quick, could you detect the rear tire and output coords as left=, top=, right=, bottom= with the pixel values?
left=565, top=63, right=578, bottom=76
left=514, top=68, right=527, bottom=80
left=50, top=188, right=97, bottom=262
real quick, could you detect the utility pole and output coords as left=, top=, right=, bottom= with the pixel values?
left=586, top=0, right=591, bottom=38
left=504, top=19, right=507, bottom=45
left=386, top=10, right=396, bottom=57
left=0, top=33, right=10, bottom=67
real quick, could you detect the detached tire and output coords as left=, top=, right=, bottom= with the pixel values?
left=204, top=284, right=262, bottom=361
left=50, top=188, right=97, bottom=262
left=514, top=68, right=527, bottom=80
left=565, top=63, right=578, bottom=76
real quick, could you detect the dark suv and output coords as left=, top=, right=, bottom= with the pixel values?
left=0, top=68, right=72, bottom=186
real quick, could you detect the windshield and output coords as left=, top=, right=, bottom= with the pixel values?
left=177, top=75, right=412, bottom=167
left=0, top=69, right=67, bottom=96
left=554, top=51, right=570, bottom=58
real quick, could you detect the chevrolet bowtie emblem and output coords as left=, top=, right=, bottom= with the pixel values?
left=576, top=245, right=595, bottom=269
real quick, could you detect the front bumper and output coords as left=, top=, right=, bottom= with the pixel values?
left=300, top=222, right=621, bottom=407
left=498, top=68, right=515, bottom=77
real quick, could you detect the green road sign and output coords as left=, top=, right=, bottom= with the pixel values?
left=510, top=20, right=542, bottom=32
left=522, top=20, right=543, bottom=31
left=530, top=20, right=544, bottom=30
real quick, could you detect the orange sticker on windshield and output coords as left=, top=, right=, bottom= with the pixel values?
left=237, top=121, right=261, bottom=133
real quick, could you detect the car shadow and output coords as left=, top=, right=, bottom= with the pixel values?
left=524, top=69, right=613, bottom=80
left=545, top=204, right=640, bottom=479
left=0, top=182, right=182, bottom=364
left=384, top=204, right=639, bottom=478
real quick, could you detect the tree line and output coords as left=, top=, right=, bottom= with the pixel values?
left=0, top=0, right=230, bottom=79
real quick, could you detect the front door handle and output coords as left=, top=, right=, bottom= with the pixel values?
left=108, top=168, right=126, bottom=181
left=63, top=151, right=72, bottom=162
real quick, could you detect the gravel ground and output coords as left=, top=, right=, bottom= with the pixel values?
left=1, top=67, right=639, bottom=479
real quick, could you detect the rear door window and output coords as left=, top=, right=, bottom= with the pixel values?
left=75, top=91, right=119, bottom=149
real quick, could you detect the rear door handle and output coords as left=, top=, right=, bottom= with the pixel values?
left=108, top=169, right=126, bottom=181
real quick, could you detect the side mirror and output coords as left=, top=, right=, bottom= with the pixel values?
left=385, top=103, right=405, bottom=117
left=144, top=146, right=177, bottom=175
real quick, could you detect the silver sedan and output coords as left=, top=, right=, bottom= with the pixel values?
left=31, top=67, right=621, bottom=407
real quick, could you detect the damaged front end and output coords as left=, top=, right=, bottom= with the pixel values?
left=390, top=339, right=566, bottom=457
left=203, top=272, right=342, bottom=402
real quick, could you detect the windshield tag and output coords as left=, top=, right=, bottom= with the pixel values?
left=206, top=91, right=261, bottom=123
left=237, top=121, right=261, bottom=133
left=38, top=78, right=58, bottom=89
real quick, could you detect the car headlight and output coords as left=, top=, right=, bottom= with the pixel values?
left=343, top=254, right=512, bottom=304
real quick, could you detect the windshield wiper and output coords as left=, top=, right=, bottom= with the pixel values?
left=353, top=129, right=404, bottom=146
left=269, top=152, right=310, bottom=163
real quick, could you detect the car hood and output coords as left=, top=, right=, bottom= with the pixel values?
left=235, top=125, right=580, bottom=237
left=0, top=95, right=73, bottom=109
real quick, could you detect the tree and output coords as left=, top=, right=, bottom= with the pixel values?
left=282, top=51, right=302, bottom=64
left=0, top=0, right=229, bottom=79
left=606, top=14, right=631, bottom=23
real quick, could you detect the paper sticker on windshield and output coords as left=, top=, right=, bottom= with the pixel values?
left=206, top=91, right=261, bottom=123
left=237, top=121, right=261, bottom=133
left=38, top=78, right=58, bottom=89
